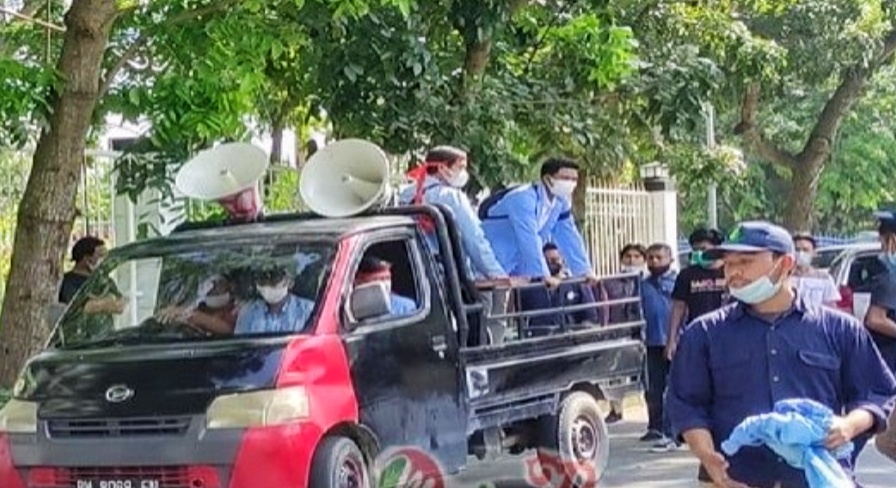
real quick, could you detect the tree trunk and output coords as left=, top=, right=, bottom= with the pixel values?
left=782, top=158, right=825, bottom=232
left=0, top=0, right=118, bottom=386
left=270, top=121, right=284, bottom=166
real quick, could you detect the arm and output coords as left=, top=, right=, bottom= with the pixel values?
left=839, top=317, right=896, bottom=437
left=506, top=191, right=550, bottom=278
left=442, top=188, right=508, bottom=279
left=187, top=310, right=236, bottom=335
left=864, top=306, right=896, bottom=338
left=550, top=201, right=592, bottom=277
left=865, top=276, right=896, bottom=338
left=667, top=322, right=714, bottom=441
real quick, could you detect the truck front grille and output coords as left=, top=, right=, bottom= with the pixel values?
left=47, top=416, right=191, bottom=438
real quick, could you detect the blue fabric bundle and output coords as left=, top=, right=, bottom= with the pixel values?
left=721, top=398, right=854, bottom=488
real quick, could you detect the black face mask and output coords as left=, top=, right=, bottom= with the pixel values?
left=548, top=262, right=564, bottom=276
left=648, top=265, right=670, bottom=277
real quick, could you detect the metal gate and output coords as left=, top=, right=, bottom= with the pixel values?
left=583, top=181, right=659, bottom=276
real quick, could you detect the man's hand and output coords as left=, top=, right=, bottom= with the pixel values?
left=544, top=276, right=562, bottom=289
left=585, top=271, right=600, bottom=285
left=700, top=451, right=750, bottom=488
left=664, top=339, right=678, bottom=361
left=825, top=411, right=873, bottom=450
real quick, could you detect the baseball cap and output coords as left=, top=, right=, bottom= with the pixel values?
left=705, top=221, right=795, bottom=258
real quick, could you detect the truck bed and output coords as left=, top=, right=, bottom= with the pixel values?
left=459, top=322, right=644, bottom=432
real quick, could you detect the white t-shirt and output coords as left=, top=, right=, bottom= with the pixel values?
left=792, top=270, right=841, bottom=307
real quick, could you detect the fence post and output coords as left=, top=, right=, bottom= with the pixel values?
left=641, top=166, right=679, bottom=263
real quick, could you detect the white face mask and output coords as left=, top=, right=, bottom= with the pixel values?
left=621, top=264, right=646, bottom=275
left=204, top=293, right=231, bottom=309
left=446, top=169, right=469, bottom=188
left=548, top=178, right=577, bottom=199
left=729, top=261, right=783, bottom=304
left=257, top=283, right=289, bottom=305
left=795, top=251, right=812, bottom=268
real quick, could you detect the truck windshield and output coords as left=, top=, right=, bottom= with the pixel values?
left=52, top=240, right=333, bottom=350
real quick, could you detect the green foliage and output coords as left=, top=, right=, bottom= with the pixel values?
left=0, top=387, right=9, bottom=407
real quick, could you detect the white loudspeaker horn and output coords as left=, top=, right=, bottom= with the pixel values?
left=299, top=138, right=390, bottom=218
left=175, top=142, right=269, bottom=221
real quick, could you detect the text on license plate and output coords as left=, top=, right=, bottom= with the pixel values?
left=76, top=480, right=160, bottom=488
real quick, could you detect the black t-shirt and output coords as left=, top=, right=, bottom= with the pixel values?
left=868, top=271, right=896, bottom=371
left=671, top=265, right=728, bottom=323
left=58, top=271, right=89, bottom=304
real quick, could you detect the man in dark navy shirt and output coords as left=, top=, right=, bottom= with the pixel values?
left=668, top=221, right=896, bottom=488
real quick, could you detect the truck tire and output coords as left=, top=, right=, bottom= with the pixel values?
left=310, top=436, right=372, bottom=488
left=536, top=391, right=609, bottom=487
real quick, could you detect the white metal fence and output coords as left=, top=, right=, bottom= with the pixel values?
left=582, top=181, right=658, bottom=276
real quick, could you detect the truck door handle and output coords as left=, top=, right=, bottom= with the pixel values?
left=431, top=335, right=448, bottom=353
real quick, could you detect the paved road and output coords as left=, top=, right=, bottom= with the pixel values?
left=449, top=401, right=894, bottom=487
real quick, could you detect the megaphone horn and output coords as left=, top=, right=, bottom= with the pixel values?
left=299, top=138, right=390, bottom=218
left=175, top=142, right=269, bottom=222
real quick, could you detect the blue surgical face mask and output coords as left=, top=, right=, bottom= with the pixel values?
left=729, top=261, right=783, bottom=305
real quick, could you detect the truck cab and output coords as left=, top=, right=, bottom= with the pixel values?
left=0, top=203, right=644, bottom=488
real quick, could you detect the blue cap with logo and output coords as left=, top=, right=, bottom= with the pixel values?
left=706, top=221, right=795, bottom=258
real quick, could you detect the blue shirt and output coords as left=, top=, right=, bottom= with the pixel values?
left=390, top=294, right=417, bottom=316
left=667, top=297, right=896, bottom=488
left=641, top=271, right=677, bottom=347
left=234, top=294, right=315, bottom=334
left=399, top=176, right=507, bottom=279
left=481, top=183, right=591, bottom=278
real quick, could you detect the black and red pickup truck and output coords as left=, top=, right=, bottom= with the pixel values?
left=0, top=204, right=644, bottom=488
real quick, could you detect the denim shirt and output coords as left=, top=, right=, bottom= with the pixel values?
left=399, top=176, right=507, bottom=280
left=667, top=297, right=896, bottom=488
left=234, top=294, right=315, bottom=334
left=641, top=270, right=677, bottom=347
left=390, top=294, right=417, bottom=316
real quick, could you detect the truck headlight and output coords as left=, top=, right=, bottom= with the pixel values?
left=205, top=386, right=310, bottom=429
left=0, top=399, right=38, bottom=434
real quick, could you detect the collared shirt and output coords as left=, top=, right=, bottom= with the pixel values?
left=641, top=270, right=677, bottom=347
left=234, top=294, right=315, bottom=334
left=668, top=297, right=896, bottom=488
left=398, top=176, right=507, bottom=280
left=390, top=294, right=417, bottom=316
left=481, top=183, right=591, bottom=278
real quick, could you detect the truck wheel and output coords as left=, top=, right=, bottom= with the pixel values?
left=537, top=391, right=609, bottom=487
left=310, top=436, right=371, bottom=488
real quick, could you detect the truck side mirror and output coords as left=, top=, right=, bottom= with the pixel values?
left=348, top=282, right=390, bottom=324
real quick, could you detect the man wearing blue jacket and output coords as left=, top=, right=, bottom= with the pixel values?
left=480, top=157, right=597, bottom=285
left=399, top=145, right=508, bottom=281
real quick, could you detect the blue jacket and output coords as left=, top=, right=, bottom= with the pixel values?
left=399, top=176, right=507, bottom=279
left=480, top=183, right=591, bottom=278
left=721, top=399, right=854, bottom=488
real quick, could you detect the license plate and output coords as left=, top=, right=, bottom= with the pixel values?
left=75, top=480, right=160, bottom=488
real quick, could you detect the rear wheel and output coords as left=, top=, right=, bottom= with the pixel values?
left=310, top=436, right=371, bottom=488
left=536, top=391, right=609, bottom=487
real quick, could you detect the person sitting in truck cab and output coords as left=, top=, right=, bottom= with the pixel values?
left=157, top=274, right=239, bottom=335
left=234, top=266, right=315, bottom=334
left=353, top=256, right=417, bottom=317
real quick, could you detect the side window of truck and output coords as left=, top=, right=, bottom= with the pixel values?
left=345, top=237, right=428, bottom=326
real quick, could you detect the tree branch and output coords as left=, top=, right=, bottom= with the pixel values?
left=799, top=26, right=896, bottom=165
left=733, top=83, right=798, bottom=168
left=99, top=0, right=243, bottom=98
